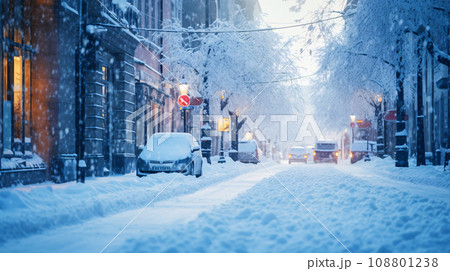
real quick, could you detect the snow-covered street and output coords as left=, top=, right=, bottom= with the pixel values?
left=1, top=158, right=448, bottom=253
left=2, top=1, right=450, bottom=269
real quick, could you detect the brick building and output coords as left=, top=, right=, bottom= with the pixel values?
left=0, top=0, right=181, bottom=187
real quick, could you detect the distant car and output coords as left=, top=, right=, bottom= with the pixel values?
left=313, top=141, right=339, bottom=164
left=288, top=146, right=308, bottom=164
left=350, top=140, right=376, bottom=164
left=238, top=140, right=260, bottom=164
left=136, top=133, right=203, bottom=178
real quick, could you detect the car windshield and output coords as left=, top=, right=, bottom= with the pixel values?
left=239, top=141, right=257, bottom=152
left=290, top=147, right=305, bottom=154
left=142, top=133, right=193, bottom=161
left=316, top=143, right=337, bottom=150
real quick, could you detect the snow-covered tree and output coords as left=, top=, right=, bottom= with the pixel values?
left=296, top=0, right=449, bottom=131
left=161, top=20, right=301, bottom=117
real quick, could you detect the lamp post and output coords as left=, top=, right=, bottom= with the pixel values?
left=228, top=109, right=246, bottom=162
left=76, top=0, right=88, bottom=183
left=218, top=91, right=228, bottom=164
left=350, top=115, right=356, bottom=143
left=228, top=110, right=238, bottom=161
left=375, top=95, right=385, bottom=157
left=395, top=30, right=409, bottom=167
left=178, top=82, right=189, bottom=133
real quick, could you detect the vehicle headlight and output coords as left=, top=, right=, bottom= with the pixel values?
left=137, top=157, right=146, bottom=168
left=175, top=157, right=190, bottom=167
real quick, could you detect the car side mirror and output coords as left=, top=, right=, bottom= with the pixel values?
left=192, top=146, right=200, bottom=152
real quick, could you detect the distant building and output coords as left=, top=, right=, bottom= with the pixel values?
left=134, top=0, right=183, bottom=155
left=180, top=0, right=261, bottom=155
left=181, top=0, right=261, bottom=28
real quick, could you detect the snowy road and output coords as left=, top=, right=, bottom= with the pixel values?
left=0, top=158, right=449, bottom=252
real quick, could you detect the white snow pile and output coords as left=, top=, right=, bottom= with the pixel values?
left=121, top=160, right=449, bottom=253
left=139, top=133, right=193, bottom=162
left=351, top=140, right=376, bottom=152
left=0, top=157, right=259, bottom=244
left=346, top=156, right=450, bottom=189
left=112, top=0, right=131, bottom=13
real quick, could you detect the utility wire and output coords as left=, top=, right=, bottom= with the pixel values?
left=90, top=14, right=350, bottom=34
left=248, top=73, right=318, bottom=84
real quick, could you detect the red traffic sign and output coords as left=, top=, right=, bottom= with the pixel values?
left=384, top=110, right=409, bottom=121
left=189, top=97, right=203, bottom=106
left=350, top=122, right=355, bottom=128
left=178, top=95, right=190, bottom=107
left=356, top=120, right=371, bottom=128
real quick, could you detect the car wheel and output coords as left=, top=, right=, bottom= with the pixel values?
left=183, top=163, right=193, bottom=176
left=195, top=161, right=202, bottom=178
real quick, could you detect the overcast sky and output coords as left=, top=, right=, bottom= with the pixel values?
left=258, top=0, right=346, bottom=81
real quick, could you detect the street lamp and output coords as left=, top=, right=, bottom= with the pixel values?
left=350, top=115, right=356, bottom=143
left=218, top=91, right=228, bottom=164
left=376, top=95, right=382, bottom=104
left=375, top=95, right=385, bottom=157
left=178, top=83, right=189, bottom=96
left=178, top=82, right=189, bottom=133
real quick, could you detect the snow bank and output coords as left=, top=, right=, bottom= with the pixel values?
left=351, top=140, right=376, bottom=152
left=344, top=156, right=450, bottom=189
left=0, top=157, right=261, bottom=244
left=122, top=162, right=450, bottom=252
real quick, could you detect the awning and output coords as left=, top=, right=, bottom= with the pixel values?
left=436, top=77, right=448, bottom=89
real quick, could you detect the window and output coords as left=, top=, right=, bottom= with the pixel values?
left=144, top=1, right=149, bottom=38
left=1, top=0, right=33, bottom=157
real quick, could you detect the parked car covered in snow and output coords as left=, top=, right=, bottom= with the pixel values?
left=288, top=146, right=308, bottom=164
left=313, top=141, right=339, bottom=164
left=350, top=140, right=376, bottom=164
left=137, top=133, right=203, bottom=178
left=238, top=140, right=260, bottom=164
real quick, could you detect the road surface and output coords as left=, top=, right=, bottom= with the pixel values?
left=0, top=159, right=449, bottom=252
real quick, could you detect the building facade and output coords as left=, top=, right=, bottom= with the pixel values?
left=0, top=0, right=182, bottom=187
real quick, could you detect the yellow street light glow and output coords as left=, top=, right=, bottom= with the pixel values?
left=178, top=83, right=189, bottom=95
left=218, top=118, right=230, bottom=132
left=377, top=95, right=383, bottom=103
